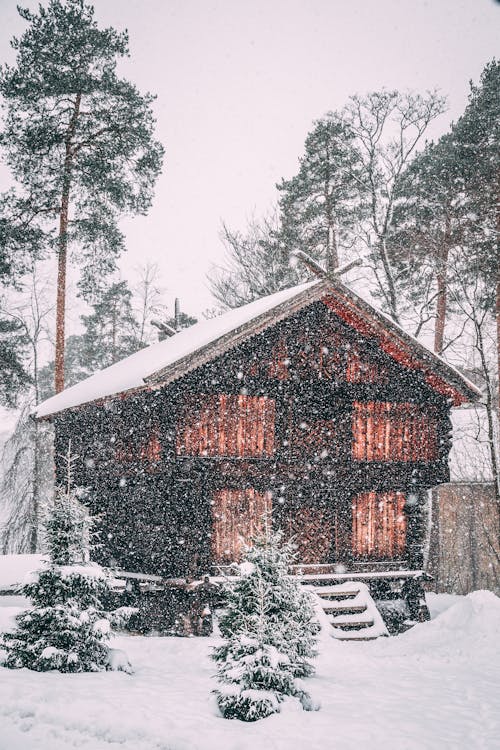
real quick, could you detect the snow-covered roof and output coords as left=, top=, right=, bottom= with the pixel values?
left=34, top=278, right=480, bottom=419
left=448, top=406, right=497, bottom=483
left=34, top=282, right=317, bottom=417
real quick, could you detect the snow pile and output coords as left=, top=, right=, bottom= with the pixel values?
left=381, top=590, right=500, bottom=657
left=0, top=591, right=497, bottom=749
left=426, top=591, right=466, bottom=619
left=0, top=554, right=46, bottom=592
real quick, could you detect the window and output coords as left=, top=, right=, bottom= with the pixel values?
left=176, top=394, right=275, bottom=457
left=352, top=401, right=438, bottom=461
left=352, top=491, right=407, bottom=558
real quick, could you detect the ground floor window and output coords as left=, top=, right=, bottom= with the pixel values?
left=352, top=491, right=407, bottom=558
left=211, top=488, right=272, bottom=563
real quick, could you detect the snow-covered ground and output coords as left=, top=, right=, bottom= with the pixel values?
left=0, top=589, right=499, bottom=750
left=0, top=555, right=45, bottom=592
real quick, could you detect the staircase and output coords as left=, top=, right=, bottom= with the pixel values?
left=312, top=581, right=388, bottom=641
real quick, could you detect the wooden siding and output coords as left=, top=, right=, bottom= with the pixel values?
left=266, top=329, right=346, bottom=382
left=282, top=502, right=333, bottom=564
left=114, top=428, right=162, bottom=464
left=322, top=293, right=471, bottom=406
left=352, top=491, right=407, bottom=558
left=288, top=419, right=337, bottom=459
left=176, top=394, right=275, bottom=457
left=346, top=345, right=390, bottom=384
left=211, top=488, right=272, bottom=562
left=352, top=401, right=438, bottom=461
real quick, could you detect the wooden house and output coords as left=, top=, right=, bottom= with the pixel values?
left=35, top=279, right=480, bottom=633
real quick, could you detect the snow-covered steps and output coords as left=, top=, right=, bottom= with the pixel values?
left=312, top=581, right=388, bottom=641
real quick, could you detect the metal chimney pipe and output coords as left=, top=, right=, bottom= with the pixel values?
left=174, top=298, right=181, bottom=332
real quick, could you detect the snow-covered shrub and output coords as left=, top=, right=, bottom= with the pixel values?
left=1, top=445, right=130, bottom=673
left=213, top=526, right=319, bottom=721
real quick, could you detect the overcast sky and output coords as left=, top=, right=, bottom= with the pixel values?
left=1, top=0, right=499, bottom=318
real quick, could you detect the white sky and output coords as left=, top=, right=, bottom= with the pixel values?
left=1, top=0, right=499, bottom=319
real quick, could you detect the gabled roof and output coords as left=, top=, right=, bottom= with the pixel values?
left=34, top=278, right=480, bottom=419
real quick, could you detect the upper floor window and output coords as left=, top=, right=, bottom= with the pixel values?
left=176, top=394, right=275, bottom=458
left=352, top=401, right=438, bottom=462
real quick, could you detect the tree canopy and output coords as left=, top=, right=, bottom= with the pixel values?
left=0, top=0, right=164, bottom=392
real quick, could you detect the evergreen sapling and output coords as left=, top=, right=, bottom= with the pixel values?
left=1, top=444, right=131, bottom=673
left=213, top=526, right=319, bottom=721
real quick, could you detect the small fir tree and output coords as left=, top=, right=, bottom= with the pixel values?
left=1, top=444, right=126, bottom=673
left=213, top=525, right=319, bottom=721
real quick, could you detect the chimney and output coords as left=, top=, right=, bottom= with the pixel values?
left=174, top=298, right=181, bottom=332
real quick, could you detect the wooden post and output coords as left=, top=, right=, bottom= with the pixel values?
left=404, top=489, right=426, bottom=570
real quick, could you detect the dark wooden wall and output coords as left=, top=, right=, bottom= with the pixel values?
left=55, top=300, right=452, bottom=578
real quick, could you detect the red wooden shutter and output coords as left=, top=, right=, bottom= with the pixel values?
left=211, top=488, right=272, bottom=562
left=352, top=401, right=438, bottom=461
left=352, top=491, right=407, bottom=558
left=176, top=394, right=275, bottom=457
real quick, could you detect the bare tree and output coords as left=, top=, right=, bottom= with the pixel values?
left=1, top=262, right=55, bottom=404
left=0, top=262, right=55, bottom=552
left=133, top=262, right=168, bottom=346
left=344, top=90, right=447, bottom=322
left=208, top=211, right=300, bottom=309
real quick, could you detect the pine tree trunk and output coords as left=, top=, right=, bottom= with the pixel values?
left=111, top=300, right=117, bottom=363
left=434, top=268, right=447, bottom=355
left=324, top=151, right=338, bottom=272
left=496, top=176, right=500, bottom=414
left=326, top=222, right=338, bottom=272
left=379, top=237, right=399, bottom=323
left=54, top=93, right=82, bottom=394
left=434, top=217, right=450, bottom=355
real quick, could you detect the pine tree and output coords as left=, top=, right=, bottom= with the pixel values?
left=389, top=133, right=465, bottom=351
left=38, top=278, right=143, bottom=400
left=277, top=114, right=364, bottom=273
left=453, top=61, right=499, bottom=293
left=213, top=527, right=318, bottom=721
left=452, top=60, right=499, bottom=401
left=79, top=280, right=142, bottom=370
left=1, top=444, right=129, bottom=673
left=0, top=316, right=29, bottom=406
left=0, top=0, right=164, bottom=393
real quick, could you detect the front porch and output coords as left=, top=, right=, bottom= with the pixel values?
left=109, top=564, right=432, bottom=638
